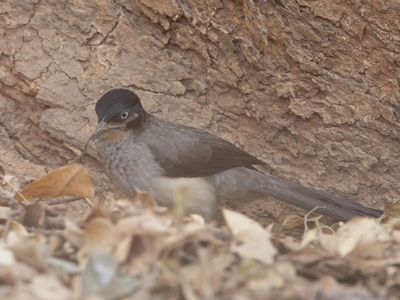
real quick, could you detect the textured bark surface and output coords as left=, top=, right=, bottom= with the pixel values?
left=1, top=0, right=400, bottom=222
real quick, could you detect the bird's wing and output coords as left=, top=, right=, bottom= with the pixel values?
left=139, top=118, right=264, bottom=177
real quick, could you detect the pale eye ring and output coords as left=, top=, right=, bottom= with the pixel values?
left=120, top=111, right=129, bottom=119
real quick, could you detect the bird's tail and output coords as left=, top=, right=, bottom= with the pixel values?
left=216, top=168, right=383, bottom=221
left=260, top=174, right=383, bottom=221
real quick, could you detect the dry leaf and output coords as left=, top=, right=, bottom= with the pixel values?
left=82, top=252, right=138, bottom=300
left=9, top=239, right=51, bottom=271
left=0, top=206, right=12, bottom=220
left=30, top=275, right=71, bottom=300
left=5, top=220, right=29, bottom=243
left=22, top=202, right=47, bottom=228
left=133, top=189, right=157, bottom=207
left=113, top=236, right=132, bottom=263
left=16, top=164, right=94, bottom=201
left=323, top=217, right=391, bottom=257
left=116, top=213, right=172, bottom=236
left=3, top=159, right=400, bottom=300
left=0, top=246, right=15, bottom=266
left=79, top=217, right=116, bottom=265
left=47, top=257, right=80, bottom=274
left=384, top=200, right=400, bottom=218
left=281, top=214, right=305, bottom=231
left=301, top=218, right=390, bottom=258
left=223, top=209, right=277, bottom=264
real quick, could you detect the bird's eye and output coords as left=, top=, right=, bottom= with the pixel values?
left=120, top=111, right=129, bottom=119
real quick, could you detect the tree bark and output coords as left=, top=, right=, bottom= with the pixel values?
left=1, top=0, right=399, bottom=221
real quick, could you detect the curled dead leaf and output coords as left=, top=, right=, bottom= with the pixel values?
left=0, top=206, right=12, bottom=220
left=324, top=217, right=391, bottom=257
left=15, top=164, right=94, bottom=202
left=78, top=217, right=116, bottom=265
left=300, top=217, right=391, bottom=258
left=223, top=209, right=276, bottom=265
left=9, top=239, right=51, bottom=271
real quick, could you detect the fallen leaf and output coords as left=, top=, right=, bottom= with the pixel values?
left=6, top=220, right=29, bottom=242
left=113, top=236, right=132, bottom=263
left=47, top=257, right=80, bottom=275
left=223, top=209, right=276, bottom=264
left=315, top=276, right=376, bottom=300
left=30, top=274, right=71, bottom=300
left=324, top=217, right=391, bottom=257
left=133, top=189, right=157, bottom=207
left=82, top=251, right=117, bottom=297
left=16, top=164, right=94, bottom=201
left=22, top=202, right=47, bottom=228
left=0, top=246, right=15, bottom=266
left=82, top=251, right=139, bottom=300
left=300, top=218, right=390, bottom=258
left=9, top=239, right=51, bottom=271
left=116, top=213, right=172, bottom=236
left=384, top=200, right=400, bottom=218
left=280, top=214, right=305, bottom=237
left=0, top=206, right=11, bottom=220
left=79, top=217, right=116, bottom=265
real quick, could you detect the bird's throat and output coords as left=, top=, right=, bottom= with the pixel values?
left=99, top=129, right=129, bottom=142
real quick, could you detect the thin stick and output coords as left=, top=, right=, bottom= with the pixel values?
left=47, top=196, right=83, bottom=206
left=71, top=140, right=90, bottom=163
left=83, top=197, right=95, bottom=207
left=303, top=205, right=325, bottom=233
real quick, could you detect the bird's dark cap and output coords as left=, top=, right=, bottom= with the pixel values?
left=95, top=88, right=142, bottom=122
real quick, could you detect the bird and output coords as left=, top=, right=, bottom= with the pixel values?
left=84, top=88, right=383, bottom=221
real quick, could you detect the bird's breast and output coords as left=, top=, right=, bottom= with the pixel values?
left=94, top=135, right=164, bottom=195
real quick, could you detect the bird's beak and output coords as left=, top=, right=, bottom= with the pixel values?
left=89, top=118, right=127, bottom=142
left=74, top=119, right=116, bottom=162
left=88, top=119, right=108, bottom=143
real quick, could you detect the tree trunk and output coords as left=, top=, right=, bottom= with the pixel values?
left=1, top=0, right=399, bottom=222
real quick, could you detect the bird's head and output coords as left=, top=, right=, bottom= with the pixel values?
left=89, top=88, right=147, bottom=142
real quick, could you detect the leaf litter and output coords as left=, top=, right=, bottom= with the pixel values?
left=0, top=164, right=398, bottom=299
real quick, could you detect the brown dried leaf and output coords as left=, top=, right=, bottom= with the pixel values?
left=82, top=252, right=139, bottom=300
left=327, top=217, right=390, bottom=257
left=6, top=220, right=29, bottom=242
left=113, top=236, right=132, bottom=263
left=15, top=164, right=94, bottom=202
left=384, top=200, right=400, bottom=218
left=22, top=202, right=47, bottom=228
left=280, top=214, right=305, bottom=238
left=116, top=213, right=172, bottom=236
left=0, top=206, right=12, bottom=220
left=301, top=217, right=390, bottom=258
left=223, top=209, right=277, bottom=265
left=9, top=239, right=51, bottom=271
left=29, top=275, right=71, bottom=300
left=0, top=246, right=16, bottom=266
left=78, top=217, right=117, bottom=265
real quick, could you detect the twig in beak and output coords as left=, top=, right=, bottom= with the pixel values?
left=72, top=120, right=108, bottom=163
left=72, top=138, right=90, bottom=163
